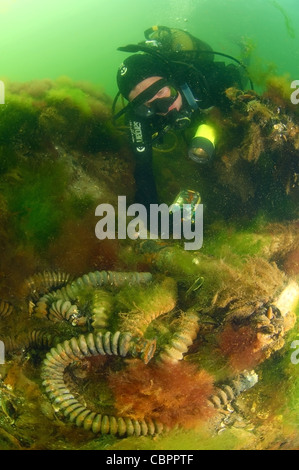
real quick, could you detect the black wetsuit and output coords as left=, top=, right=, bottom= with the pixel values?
left=126, top=55, right=244, bottom=209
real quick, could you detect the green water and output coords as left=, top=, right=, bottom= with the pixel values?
left=1, top=0, right=298, bottom=98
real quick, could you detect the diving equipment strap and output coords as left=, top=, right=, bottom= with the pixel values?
left=113, top=78, right=169, bottom=122
left=180, top=83, right=199, bottom=111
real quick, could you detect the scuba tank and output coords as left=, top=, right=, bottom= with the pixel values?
left=143, top=26, right=215, bottom=61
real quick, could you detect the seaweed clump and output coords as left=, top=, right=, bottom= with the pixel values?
left=108, top=361, right=214, bottom=429
left=155, top=76, right=298, bottom=222
left=1, top=77, right=119, bottom=154
left=208, top=79, right=299, bottom=219
left=0, top=78, right=134, bottom=298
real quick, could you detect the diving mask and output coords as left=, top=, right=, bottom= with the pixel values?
left=131, top=80, right=179, bottom=118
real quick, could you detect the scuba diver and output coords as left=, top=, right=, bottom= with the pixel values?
left=113, top=26, right=252, bottom=213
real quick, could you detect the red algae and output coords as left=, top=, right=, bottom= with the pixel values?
left=108, top=360, right=215, bottom=429
left=218, top=324, right=264, bottom=372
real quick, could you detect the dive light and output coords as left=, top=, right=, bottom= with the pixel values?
left=188, top=124, right=216, bottom=164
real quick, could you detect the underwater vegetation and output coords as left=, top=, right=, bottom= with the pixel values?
left=154, top=79, right=298, bottom=224
left=0, top=75, right=298, bottom=450
left=269, top=0, right=296, bottom=39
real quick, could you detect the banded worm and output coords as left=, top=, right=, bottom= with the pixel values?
left=0, top=300, right=14, bottom=319
left=208, top=370, right=258, bottom=410
left=42, top=331, right=162, bottom=437
left=118, top=278, right=177, bottom=336
left=1, top=329, right=57, bottom=353
left=35, top=271, right=152, bottom=319
left=90, top=290, right=114, bottom=331
left=48, top=300, right=82, bottom=326
left=158, top=309, right=200, bottom=363
left=25, top=271, right=73, bottom=301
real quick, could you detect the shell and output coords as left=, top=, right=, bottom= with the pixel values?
left=208, top=371, right=259, bottom=409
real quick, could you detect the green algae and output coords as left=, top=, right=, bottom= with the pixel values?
left=97, top=425, right=251, bottom=451
left=1, top=158, right=69, bottom=251
left=1, top=78, right=118, bottom=156
left=0, top=78, right=129, bottom=261
left=202, top=223, right=273, bottom=266
left=261, top=301, right=299, bottom=432
left=269, top=0, right=296, bottom=39
left=0, top=95, right=41, bottom=151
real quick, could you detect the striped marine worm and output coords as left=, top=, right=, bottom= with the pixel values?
left=158, top=309, right=200, bottom=363
left=42, top=331, right=162, bottom=437
left=48, top=300, right=83, bottom=326
left=90, top=290, right=114, bottom=331
left=1, top=329, right=57, bottom=353
left=48, top=291, right=114, bottom=328
left=35, top=271, right=152, bottom=318
left=24, top=271, right=73, bottom=301
left=208, top=370, right=259, bottom=410
left=118, top=277, right=177, bottom=336
left=0, top=300, right=14, bottom=319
